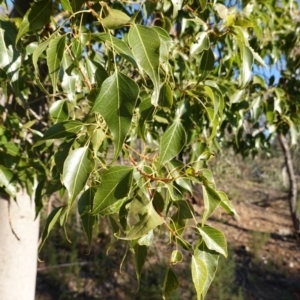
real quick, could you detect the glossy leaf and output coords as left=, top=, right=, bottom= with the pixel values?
left=16, top=0, right=52, bottom=43
left=171, top=0, right=183, bottom=18
left=191, top=255, right=208, bottom=300
left=197, top=225, right=227, bottom=257
left=191, top=32, right=209, bottom=56
left=202, top=184, right=221, bottom=224
left=49, top=100, right=69, bottom=123
left=62, top=147, right=94, bottom=202
left=0, top=165, right=16, bottom=196
left=93, top=33, right=137, bottom=66
left=159, top=120, right=187, bottom=166
left=92, top=166, right=133, bottom=215
left=47, top=36, right=66, bottom=95
left=91, top=71, right=139, bottom=160
left=218, top=191, right=237, bottom=216
left=42, top=120, right=84, bottom=140
left=239, top=43, right=253, bottom=88
left=128, top=25, right=161, bottom=106
left=162, top=267, right=179, bottom=299
left=195, top=244, right=219, bottom=298
left=0, top=21, right=21, bottom=81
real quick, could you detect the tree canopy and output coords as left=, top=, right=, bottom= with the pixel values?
left=0, top=0, right=299, bottom=298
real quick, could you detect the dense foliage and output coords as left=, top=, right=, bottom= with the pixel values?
left=0, top=0, right=299, bottom=298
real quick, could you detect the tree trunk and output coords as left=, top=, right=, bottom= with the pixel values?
left=0, top=191, right=39, bottom=300
left=278, top=133, right=300, bottom=236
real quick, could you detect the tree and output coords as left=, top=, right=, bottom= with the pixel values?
left=0, top=0, right=299, bottom=299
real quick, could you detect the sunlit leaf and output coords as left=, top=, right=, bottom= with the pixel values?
left=197, top=225, right=228, bottom=257
left=202, top=184, right=221, bottom=224
left=62, top=147, right=94, bottom=202
left=191, top=32, right=209, bottom=56
left=195, top=244, right=219, bottom=298
left=16, top=0, right=52, bottom=43
left=91, top=71, right=139, bottom=160
left=101, top=8, right=130, bottom=29
left=0, top=165, right=16, bottom=196
left=191, top=255, right=208, bottom=300
left=239, top=43, right=253, bottom=88
left=47, top=35, right=66, bottom=95
left=128, top=25, right=160, bottom=106
left=92, top=166, right=133, bottom=215
left=159, top=120, right=187, bottom=166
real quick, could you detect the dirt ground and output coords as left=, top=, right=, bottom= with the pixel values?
left=36, top=153, right=300, bottom=300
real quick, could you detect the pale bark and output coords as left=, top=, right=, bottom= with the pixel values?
left=0, top=191, right=39, bottom=300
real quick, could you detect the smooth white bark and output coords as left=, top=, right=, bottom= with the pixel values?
left=0, top=191, right=39, bottom=300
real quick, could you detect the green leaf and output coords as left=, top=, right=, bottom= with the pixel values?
left=159, top=120, right=187, bottom=166
left=218, top=191, right=237, bottom=216
left=170, top=250, right=183, bottom=265
left=190, top=32, right=209, bottom=56
left=32, top=35, right=54, bottom=75
left=170, top=0, right=183, bottom=18
left=158, top=83, right=173, bottom=110
left=202, top=184, right=221, bottom=224
left=70, top=0, right=85, bottom=12
left=133, top=244, right=148, bottom=288
left=49, top=100, right=69, bottom=123
left=239, top=43, right=253, bottom=88
left=91, top=71, right=139, bottom=160
left=39, top=205, right=65, bottom=251
left=199, top=48, right=215, bottom=80
left=78, top=188, right=97, bottom=250
left=47, top=35, right=66, bottom=95
left=101, top=8, right=130, bottom=29
left=123, top=202, right=164, bottom=240
left=54, top=141, right=73, bottom=173
left=197, top=225, right=227, bottom=257
left=62, top=147, right=94, bottom=202
left=214, top=3, right=228, bottom=19
left=0, top=22, right=21, bottom=81
left=61, top=0, right=73, bottom=13
left=93, top=33, right=137, bottom=67
left=195, top=244, right=219, bottom=298
left=92, top=166, right=133, bottom=215
left=128, top=25, right=161, bottom=106
left=168, top=160, right=192, bottom=193
left=42, top=120, right=84, bottom=140
left=162, top=267, right=179, bottom=299
left=16, top=0, right=52, bottom=43
left=191, top=255, right=208, bottom=300
left=172, top=200, right=193, bottom=221
left=0, top=165, right=16, bottom=196
left=199, top=0, right=207, bottom=11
